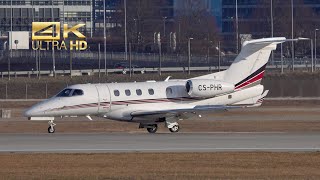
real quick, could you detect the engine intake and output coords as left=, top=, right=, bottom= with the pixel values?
left=186, top=79, right=235, bottom=98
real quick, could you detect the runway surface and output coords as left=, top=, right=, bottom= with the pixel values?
left=1, top=132, right=320, bottom=153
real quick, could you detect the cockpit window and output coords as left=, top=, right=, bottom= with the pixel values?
left=57, top=89, right=73, bottom=97
left=72, top=89, right=84, bottom=96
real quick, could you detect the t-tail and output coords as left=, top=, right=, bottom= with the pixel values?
left=223, top=37, right=286, bottom=90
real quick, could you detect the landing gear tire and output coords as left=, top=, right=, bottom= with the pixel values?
left=48, top=126, right=55, bottom=133
left=147, top=125, right=158, bottom=133
left=169, top=125, right=180, bottom=133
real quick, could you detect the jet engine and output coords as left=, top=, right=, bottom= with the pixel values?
left=186, top=79, right=235, bottom=98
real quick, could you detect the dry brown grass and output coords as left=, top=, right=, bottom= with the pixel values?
left=0, top=152, right=319, bottom=179
left=3, top=119, right=320, bottom=134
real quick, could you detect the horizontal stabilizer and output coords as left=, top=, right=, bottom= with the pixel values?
left=232, top=90, right=269, bottom=107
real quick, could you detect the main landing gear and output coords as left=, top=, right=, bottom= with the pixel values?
left=139, top=124, right=158, bottom=133
left=48, top=120, right=56, bottom=133
left=139, top=121, right=180, bottom=134
left=147, top=124, right=158, bottom=133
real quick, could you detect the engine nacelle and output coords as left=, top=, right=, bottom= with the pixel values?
left=186, top=79, right=235, bottom=98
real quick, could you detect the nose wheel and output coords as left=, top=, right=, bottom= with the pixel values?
left=166, top=121, right=180, bottom=133
left=169, top=124, right=180, bottom=133
left=48, top=120, right=56, bottom=133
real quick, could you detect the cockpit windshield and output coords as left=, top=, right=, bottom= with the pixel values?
left=56, top=88, right=84, bottom=97
left=72, top=89, right=84, bottom=96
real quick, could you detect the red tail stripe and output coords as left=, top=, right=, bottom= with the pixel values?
left=235, top=71, right=265, bottom=90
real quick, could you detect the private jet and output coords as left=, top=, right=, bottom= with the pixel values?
left=25, top=37, right=287, bottom=133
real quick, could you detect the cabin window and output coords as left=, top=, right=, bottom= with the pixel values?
left=125, top=89, right=131, bottom=96
left=136, top=89, right=142, bottom=96
left=148, top=88, right=154, bottom=95
left=72, top=89, right=84, bottom=96
left=114, top=90, right=120, bottom=96
left=166, top=87, right=173, bottom=94
left=228, top=95, right=232, bottom=99
left=57, top=88, right=73, bottom=97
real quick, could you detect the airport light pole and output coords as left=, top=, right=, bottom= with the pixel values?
left=133, top=18, right=138, bottom=44
left=51, top=0, right=56, bottom=78
left=9, top=0, right=12, bottom=80
left=124, top=0, right=128, bottom=64
left=315, top=29, right=319, bottom=70
left=207, top=40, right=212, bottom=70
left=291, top=0, right=295, bottom=71
left=103, top=0, right=107, bottom=75
left=298, top=38, right=314, bottom=72
left=163, top=16, right=167, bottom=38
left=98, top=43, right=101, bottom=79
left=158, top=32, right=162, bottom=76
left=129, top=43, right=132, bottom=77
left=188, top=38, right=193, bottom=75
left=281, top=43, right=284, bottom=74
left=218, top=41, right=221, bottom=72
left=235, top=0, right=239, bottom=54
left=70, top=48, right=73, bottom=78
left=270, top=0, right=274, bottom=65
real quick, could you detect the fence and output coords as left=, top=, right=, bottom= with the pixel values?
left=1, top=76, right=320, bottom=99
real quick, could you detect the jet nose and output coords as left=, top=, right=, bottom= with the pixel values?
left=24, top=106, right=43, bottom=117
left=24, top=107, right=35, bottom=117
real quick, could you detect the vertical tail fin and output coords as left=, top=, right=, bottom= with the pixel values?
left=223, top=37, right=286, bottom=90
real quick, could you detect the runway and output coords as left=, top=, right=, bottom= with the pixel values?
left=1, top=132, right=320, bottom=153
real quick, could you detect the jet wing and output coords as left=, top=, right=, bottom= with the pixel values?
left=130, top=105, right=244, bottom=117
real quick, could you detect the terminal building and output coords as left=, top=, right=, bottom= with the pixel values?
left=0, top=0, right=93, bottom=36
left=0, top=0, right=175, bottom=39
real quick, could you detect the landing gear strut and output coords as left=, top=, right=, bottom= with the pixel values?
left=48, top=120, right=56, bottom=133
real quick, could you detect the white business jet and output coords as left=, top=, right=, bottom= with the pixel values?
left=25, top=37, right=287, bottom=133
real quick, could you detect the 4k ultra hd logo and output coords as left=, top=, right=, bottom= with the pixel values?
left=32, top=22, right=87, bottom=51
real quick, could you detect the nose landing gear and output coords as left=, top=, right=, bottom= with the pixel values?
left=166, top=121, right=180, bottom=133
left=48, top=120, right=56, bottom=133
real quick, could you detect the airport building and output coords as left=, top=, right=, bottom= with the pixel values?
left=0, top=0, right=93, bottom=36
left=174, top=0, right=222, bottom=30
left=0, top=0, right=175, bottom=38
